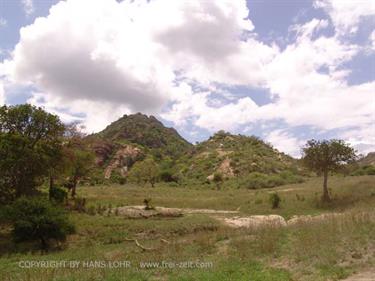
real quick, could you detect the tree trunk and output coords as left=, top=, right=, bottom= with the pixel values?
left=71, top=176, right=78, bottom=198
left=40, top=236, right=48, bottom=251
left=49, top=175, right=54, bottom=200
left=322, top=170, right=330, bottom=202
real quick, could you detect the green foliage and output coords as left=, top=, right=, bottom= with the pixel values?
left=143, top=198, right=154, bottom=210
left=351, top=165, right=375, bottom=176
left=269, top=193, right=281, bottom=209
left=302, top=139, right=357, bottom=174
left=72, top=197, right=86, bottom=213
left=0, top=104, right=65, bottom=203
left=238, top=171, right=303, bottom=189
left=49, top=186, right=67, bottom=204
left=128, top=157, right=159, bottom=187
left=4, top=197, right=75, bottom=249
left=64, top=147, right=95, bottom=197
left=178, top=131, right=302, bottom=184
left=302, top=139, right=357, bottom=201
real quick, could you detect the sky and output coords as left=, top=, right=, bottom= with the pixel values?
left=0, top=0, right=374, bottom=157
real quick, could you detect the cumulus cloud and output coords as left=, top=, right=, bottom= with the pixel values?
left=0, top=82, right=5, bottom=105
left=27, top=91, right=131, bottom=133
left=371, top=31, right=375, bottom=50
left=9, top=0, right=272, bottom=116
left=265, top=130, right=304, bottom=158
left=21, top=0, right=35, bottom=16
left=2, top=0, right=374, bottom=155
left=314, top=0, right=375, bottom=34
left=0, top=18, right=6, bottom=28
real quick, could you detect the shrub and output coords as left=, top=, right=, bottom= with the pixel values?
left=239, top=171, right=304, bottom=189
left=143, top=198, right=154, bottom=210
left=73, top=197, right=86, bottom=212
left=4, top=197, right=75, bottom=249
left=213, top=173, right=224, bottom=190
left=49, top=186, right=67, bottom=204
left=269, top=193, right=281, bottom=209
left=351, top=165, right=375, bottom=176
left=86, top=205, right=96, bottom=216
left=159, top=169, right=177, bottom=182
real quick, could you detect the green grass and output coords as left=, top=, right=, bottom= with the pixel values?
left=0, top=175, right=374, bottom=281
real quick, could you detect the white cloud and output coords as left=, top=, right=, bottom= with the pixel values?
left=0, top=82, right=5, bottom=105
left=265, top=130, right=304, bottom=158
left=9, top=0, right=272, bottom=114
left=3, top=0, right=374, bottom=156
left=314, top=0, right=375, bottom=34
left=21, top=0, right=35, bottom=16
left=0, top=18, right=6, bottom=28
left=27, top=91, right=131, bottom=133
left=371, top=31, right=375, bottom=50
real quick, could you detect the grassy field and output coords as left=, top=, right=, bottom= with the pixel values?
left=0, top=175, right=374, bottom=281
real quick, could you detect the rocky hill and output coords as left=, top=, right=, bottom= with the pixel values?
left=175, top=131, right=303, bottom=185
left=358, top=152, right=375, bottom=166
left=86, top=113, right=192, bottom=179
left=85, top=115, right=304, bottom=187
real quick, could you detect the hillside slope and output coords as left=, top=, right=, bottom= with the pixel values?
left=175, top=131, right=303, bottom=186
left=86, top=113, right=192, bottom=180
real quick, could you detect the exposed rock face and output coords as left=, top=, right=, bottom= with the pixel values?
left=91, top=141, right=114, bottom=166
left=207, top=157, right=234, bottom=181
left=104, top=145, right=143, bottom=179
left=217, top=157, right=234, bottom=177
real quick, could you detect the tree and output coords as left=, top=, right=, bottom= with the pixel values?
left=56, top=122, right=95, bottom=198
left=0, top=104, right=64, bottom=203
left=4, top=197, right=75, bottom=249
left=302, top=139, right=356, bottom=202
left=128, top=158, right=159, bottom=187
left=213, top=172, right=223, bottom=190
left=64, top=146, right=95, bottom=198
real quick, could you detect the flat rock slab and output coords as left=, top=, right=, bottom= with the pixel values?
left=223, top=215, right=287, bottom=228
left=341, top=270, right=375, bottom=281
left=116, top=206, right=238, bottom=218
left=220, top=211, right=374, bottom=229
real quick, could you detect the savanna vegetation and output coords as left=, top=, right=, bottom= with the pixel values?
left=0, top=104, right=374, bottom=281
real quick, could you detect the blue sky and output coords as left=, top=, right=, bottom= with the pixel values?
left=0, top=0, right=374, bottom=157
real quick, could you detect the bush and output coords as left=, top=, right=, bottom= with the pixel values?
left=4, top=197, right=75, bottom=249
left=239, top=171, right=304, bottom=189
left=269, top=193, right=281, bottom=209
left=159, top=169, right=178, bottom=182
left=49, top=186, right=67, bottom=204
left=143, top=198, right=154, bottom=210
left=73, top=197, right=86, bottom=212
left=86, top=205, right=96, bottom=216
left=351, top=165, right=375, bottom=176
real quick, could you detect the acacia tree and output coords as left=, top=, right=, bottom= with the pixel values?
left=62, top=123, right=95, bottom=198
left=0, top=104, right=64, bottom=203
left=129, top=158, right=159, bottom=187
left=302, top=139, right=356, bottom=202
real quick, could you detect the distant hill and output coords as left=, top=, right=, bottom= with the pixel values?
left=358, top=152, right=375, bottom=166
left=351, top=152, right=375, bottom=176
left=85, top=116, right=304, bottom=187
left=174, top=131, right=304, bottom=186
left=86, top=113, right=192, bottom=180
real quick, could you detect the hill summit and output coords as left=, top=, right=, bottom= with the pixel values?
left=86, top=115, right=304, bottom=187
left=175, top=130, right=303, bottom=185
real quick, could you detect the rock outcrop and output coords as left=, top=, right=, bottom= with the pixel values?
left=91, top=141, right=114, bottom=166
left=104, top=145, right=143, bottom=179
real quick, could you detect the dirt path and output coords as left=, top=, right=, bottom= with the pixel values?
left=341, top=270, right=375, bottom=281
